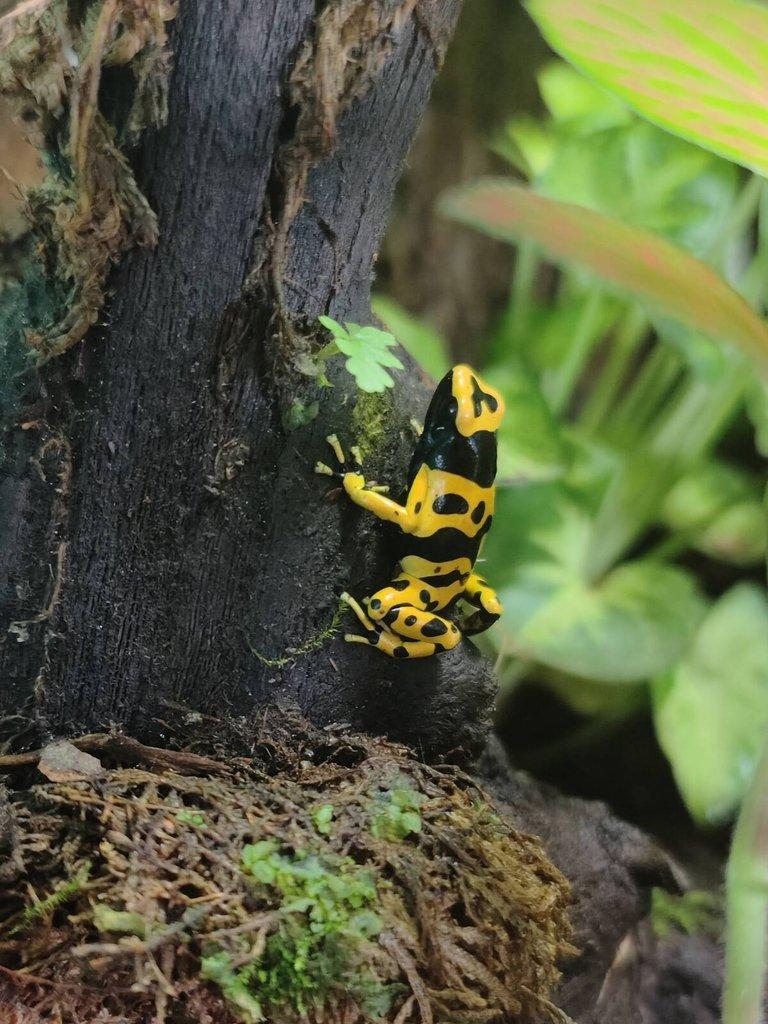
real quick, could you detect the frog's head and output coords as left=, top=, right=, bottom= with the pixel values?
left=423, top=365, right=505, bottom=442
left=410, top=365, right=504, bottom=487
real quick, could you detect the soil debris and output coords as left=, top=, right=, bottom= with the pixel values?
left=0, top=729, right=573, bottom=1023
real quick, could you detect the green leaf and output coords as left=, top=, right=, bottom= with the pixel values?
left=312, top=804, right=334, bottom=836
left=662, top=461, right=766, bottom=566
left=93, top=906, right=148, bottom=938
left=652, top=584, right=768, bottom=824
left=484, top=484, right=705, bottom=682
left=526, top=0, right=768, bottom=178
left=282, top=399, right=319, bottom=432
left=535, top=121, right=738, bottom=258
left=371, top=296, right=451, bottom=380
left=485, top=361, right=566, bottom=483
left=499, top=558, right=705, bottom=683
left=318, top=317, right=404, bottom=393
left=537, top=61, right=631, bottom=130
left=495, top=115, right=556, bottom=178
left=440, top=181, right=768, bottom=378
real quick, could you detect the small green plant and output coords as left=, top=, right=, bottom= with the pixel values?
left=312, top=804, right=334, bottom=835
left=282, top=398, right=320, bottom=431
left=176, top=809, right=207, bottom=827
left=202, top=839, right=393, bottom=1021
left=369, top=784, right=427, bottom=842
left=651, top=888, right=721, bottom=940
left=9, top=861, right=91, bottom=936
left=300, top=316, right=403, bottom=393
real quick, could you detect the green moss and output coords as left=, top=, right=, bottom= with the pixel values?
left=9, top=861, right=90, bottom=936
left=246, top=598, right=345, bottom=668
left=651, top=887, right=722, bottom=939
left=0, top=257, right=62, bottom=458
left=350, top=390, right=391, bottom=459
left=202, top=840, right=395, bottom=1021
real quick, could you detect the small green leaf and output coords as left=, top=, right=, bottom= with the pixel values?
left=662, top=461, right=766, bottom=566
left=201, top=951, right=265, bottom=1023
left=440, top=181, right=768, bottom=378
left=317, top=315, right=348, bottom=339
left=652, top=584, right=768, bottom=824
left=93, top=906, right=148, bottom=938
left=282, top=399, right=319, bottom=432
left=527, top=0, right=768, bottom=178
left=312, top=804, right=334, bottom=836
left=318, top=317, right=404, bottom=392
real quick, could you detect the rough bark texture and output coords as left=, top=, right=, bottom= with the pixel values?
left=0, top=0, right=496, bottom=757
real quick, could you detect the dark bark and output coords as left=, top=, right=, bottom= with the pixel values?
left=0, top=0, right=496, bottom=757
left=477, top=740, right=729, bottom=1024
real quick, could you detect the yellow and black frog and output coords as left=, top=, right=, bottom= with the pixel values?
left=317, top=365, right=505, bottom=658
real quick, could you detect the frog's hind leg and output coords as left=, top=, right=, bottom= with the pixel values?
left=340, top=591, right=383, bottom=650
left=365, top=632, right=440, bottom=659
left=343, top=580, right=461, bottom=658
left=373, top=603, right=461, bottom=652
left=456, top=572, right=502, bottom=636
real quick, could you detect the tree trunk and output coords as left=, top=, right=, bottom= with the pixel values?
left=0, top=0, right=495, bottom=757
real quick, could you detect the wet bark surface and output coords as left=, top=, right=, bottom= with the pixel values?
left=0, top=0, right=496, bottom=757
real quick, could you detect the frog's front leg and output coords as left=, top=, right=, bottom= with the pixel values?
left=316, top=435, right=428, bottom=532
left=456, top=572, right=503, bottom=636
left=341, top=464, right=428, bottom=533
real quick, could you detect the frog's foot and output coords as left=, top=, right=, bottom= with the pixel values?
left=456, top=573, right=502, bottom=636
left=315, top=436, right=389, bottom=492
left=346, top=631, right=442, bottom=659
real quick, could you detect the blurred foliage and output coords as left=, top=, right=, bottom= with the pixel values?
left=528, top=0, right=768, bottom=179
left=376, top=60, right=768, bottom=829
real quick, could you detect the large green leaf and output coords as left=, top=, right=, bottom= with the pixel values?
left=527, top=0, right=768, bottom=178
left=499, top=558, right=705, bottom=683
left=440, top=181, right=768, bottom=377
left=662, top=461, right=766, bottom=566
left=485, top=488, right=705, bottom=682
left=652, top=584, right=768, bottom=824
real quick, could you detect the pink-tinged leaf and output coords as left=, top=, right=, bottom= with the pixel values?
left=526, top=0, right=768, bottom=178
left=440, top=181, right=768, bottom=377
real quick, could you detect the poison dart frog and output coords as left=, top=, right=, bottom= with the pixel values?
left=316, top=365, right=505, bottom=658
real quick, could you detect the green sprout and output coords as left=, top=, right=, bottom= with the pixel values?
left=370, top=785, right=427, bottom=843
left=302, top=316, right=403, bottom=393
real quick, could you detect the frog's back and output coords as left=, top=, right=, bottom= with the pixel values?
left=398, top=364, right=503, bottom=572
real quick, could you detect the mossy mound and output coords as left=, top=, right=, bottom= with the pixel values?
left=0, top=732, right=573, bottom=1023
